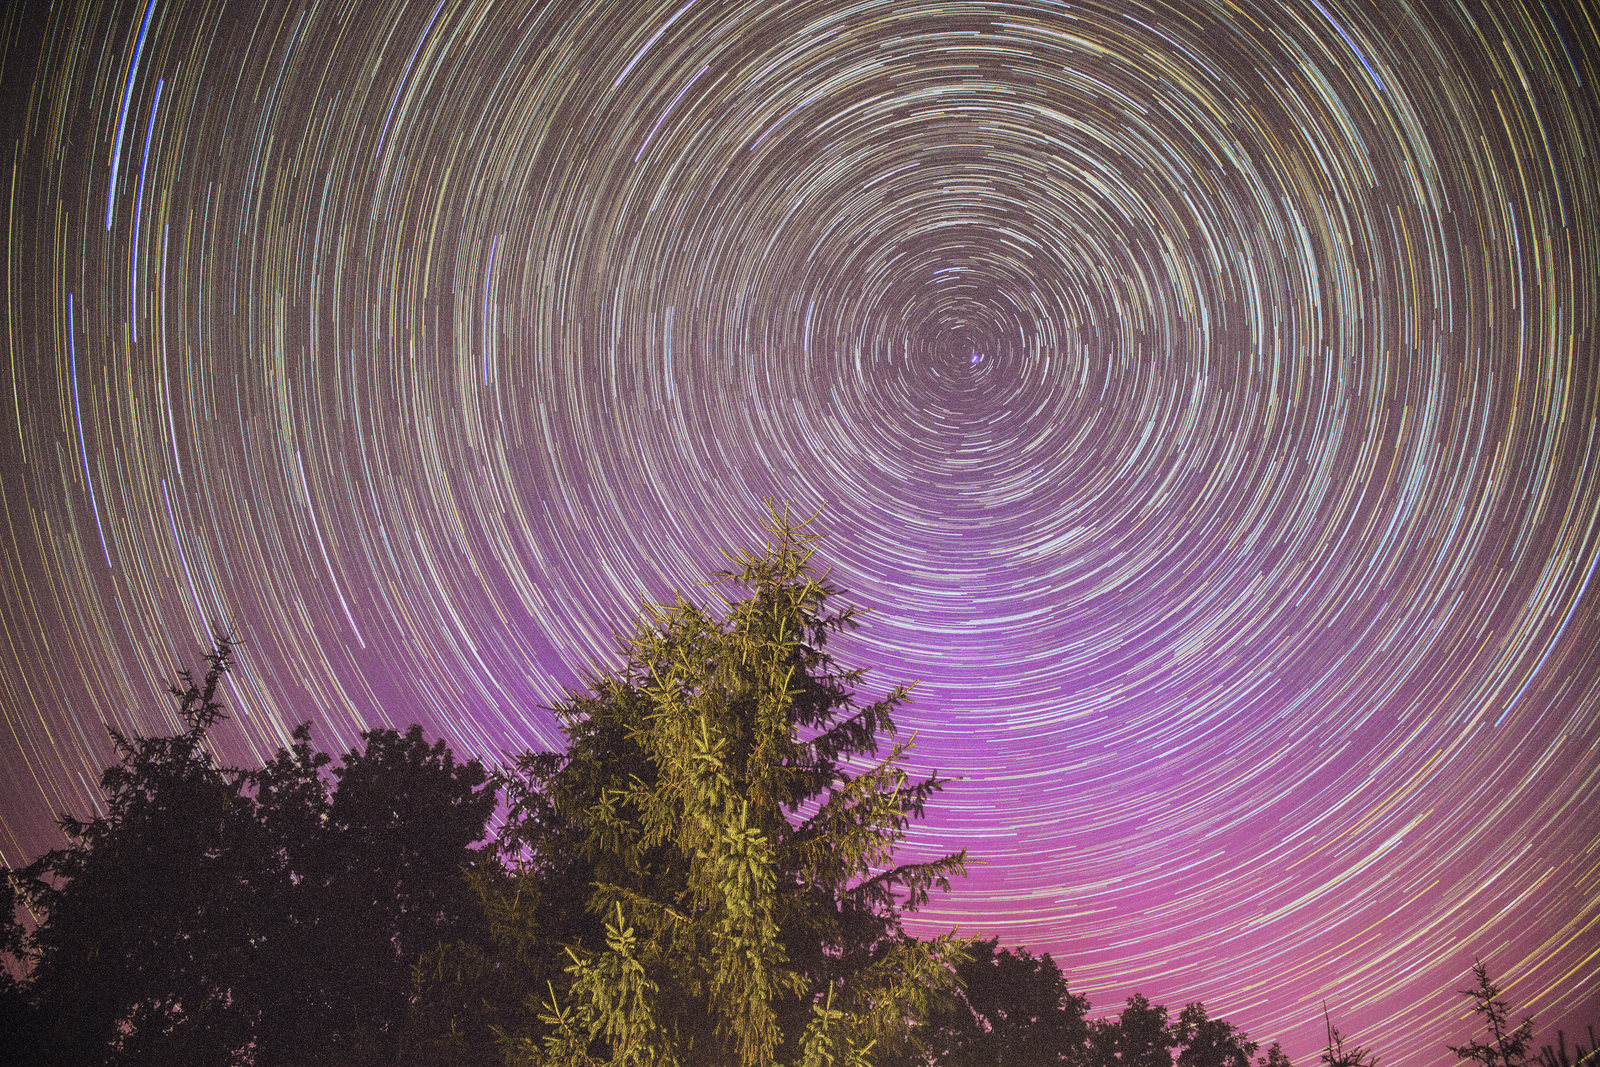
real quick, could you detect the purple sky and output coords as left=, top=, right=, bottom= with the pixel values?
left=2, top=1, right=1598, bottom=1065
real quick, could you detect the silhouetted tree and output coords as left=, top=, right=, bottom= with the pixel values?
left=917, top=938, right=1090, bottom=1067
left=1448, top=962, right=1534, bottom=1067
left=1, top=855, right=39, bottom=1063
left=1256, top=1044, right=1294, bottom=1067
left=1537, top=1026, right=1597, bottom=1067
left=1089, top=995, right=1177, bottom=1067
left=908, top=950, right=1287, bottom=1067
left=272, top=723, right=496, bottom=1066
left=408, top=746, right=624, bottom=1067
left=1175, top=1003, right=1258, bottom=1067
left=2, top=638, right=496, bottom=1066
left=7, top=640, right=266, bottom=1065
left=1079, top=996, right=1282, bottom=1067
left=1320, top=1005, right=1378, bottom=1067
left=469, top=507, right=970, bottom=1067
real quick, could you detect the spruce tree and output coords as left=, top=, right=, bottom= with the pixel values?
left=492, top=507, right=970, bottom=1067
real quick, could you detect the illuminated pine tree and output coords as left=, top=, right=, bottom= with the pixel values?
left=495, top=507, right=969, bottom=1067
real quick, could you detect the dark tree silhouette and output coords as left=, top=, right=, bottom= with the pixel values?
left=1089, top=995, right=1178, bottom=1067
left=1, top=638, right=496, bottom=1067
left=1448, top=962, right=1535, bottom=1067
left=916, top=937, right=1090, bottom=1067
left=0, top=871, right=28, bottom=1047
left=1174, top=1002, right=1259, bottom=1067
left=1321, top=1005, right=1378, bottom=1067
left=1257, top=1044, right=1295, bottom=1067
left=1080, top=996, right=1285, bottom=1067
left=1537, top=1026, right=1597, bottom=1067
left=409, top=746, right=607, bottom=1067
left=6, top=641, right=266, bottom=1066
left=907, top=948, right=1288, bottom=1067
left=320, top=725, right=496, bottom=1061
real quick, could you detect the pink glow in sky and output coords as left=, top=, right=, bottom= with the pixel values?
left=2, top=2, right=1597, bottom=1065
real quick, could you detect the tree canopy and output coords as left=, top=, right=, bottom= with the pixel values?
left=917, top=938, right=1090, bottom=1067
left=464, top=507, right=971, bottom=1067
left=0, top=510, right=1390, bottom=1067
left=913, top=943, right=1287, bottom=1067
left=2, top=638, right=496, bottom=1066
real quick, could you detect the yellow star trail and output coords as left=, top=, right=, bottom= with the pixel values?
left=1, top=2, right=1596, bottom=1064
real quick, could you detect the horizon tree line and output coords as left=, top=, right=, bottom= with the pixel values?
left=1, top=509, right=1589, bottom=1067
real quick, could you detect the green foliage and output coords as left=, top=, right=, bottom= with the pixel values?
left=475, top=507, right=970, bottom=1067
left=0, top=513, right=1321, bottom=1067
left=795, top=983, right=879, bottom=1067
left=1448, top=962, right=1535, bottom=1067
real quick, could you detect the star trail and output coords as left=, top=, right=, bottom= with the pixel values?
left=2, top=1, right=1597, bottom=1064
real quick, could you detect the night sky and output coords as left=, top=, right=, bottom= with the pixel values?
left=2, top=1, right=1598, bottom=1064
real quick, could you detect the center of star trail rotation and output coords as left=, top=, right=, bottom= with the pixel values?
left=1, top=1, right=1596, bottom=1065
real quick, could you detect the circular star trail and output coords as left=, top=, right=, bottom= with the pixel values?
left=2, top=2, right=1597, bottom=1064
